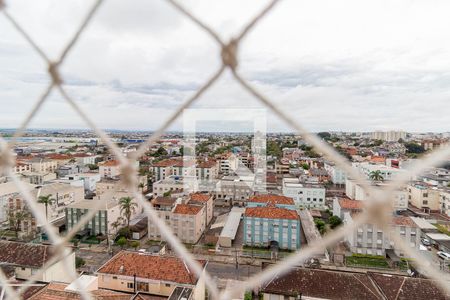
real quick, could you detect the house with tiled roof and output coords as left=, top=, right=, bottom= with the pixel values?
left=243, top=206, right=301, bottom=250
left=0, top=241, right=75, bottom=283
left=260, top=266, right=449, bottom=300
left=96, top=251, right=206, bottom=299
left=247, top=194, right=295, bottom=210
left=148, top=194, right=211, bottom=244
left=332, top=196, right=364, bottom=219
left=99, top=160, right=122, bottom=179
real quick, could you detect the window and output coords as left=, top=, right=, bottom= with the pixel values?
left=127, top=282, right=134, bottom=289
left=165, top=216, right=170, bottom=220
left=137, top=281, right=149, bottom=292
left=165, top=283, right=171, bottom=287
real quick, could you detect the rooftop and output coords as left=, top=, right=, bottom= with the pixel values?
left=248, top=194, right=295, bottom=205
left=173, top=204, right=203, bottom=215
left=338, top=198, right=364, bottom=210
left=0, top=241, right=58, bottom=268
left=28, top=282, right=131, bottom=300
left=99, top=160, right=120, bottom=167
left=391, top=216, right=417, bottom=227
left=245, top=206, right=299, bottom=220
left=189, top=192, right=211, bottom=202
left=97, top=251, right=205, bottom=285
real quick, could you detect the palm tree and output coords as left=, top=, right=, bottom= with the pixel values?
left=38, top=194, right=55, bottom=221
left=138, top=183, right=145, bottom=194
left=369, top=170, right=384, bottom=182
left=119, top=197, right=138, bottom=229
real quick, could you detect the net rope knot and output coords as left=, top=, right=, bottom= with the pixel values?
left=121, top=161, right=138, bottom=188
left=48, top=62, right=63, bottom=85
left=221, top=39, right=238, bottom=70
left=0, top=0, right=5, bottom=11
left=0, top=146, right=14, bottom=171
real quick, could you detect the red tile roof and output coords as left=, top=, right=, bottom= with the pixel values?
left=370, top=156, right=386, bottom=163
left=99, top=160, right=120, bottom=167
left=97, top=251, right=206, bottom=285
left=0, top=241, right=57, bottom=268
left=173, top=204, right=203, bottom=215
left=189, top=193, right=211, bottom=202
left=248, top=194, right=294, bottom=205
left=45, top=154, right=72, bottom=160
left=152, top=159, right=181, bottom=167
left=338, top=198, right=364, bottom=210
left=71, top=153, right=94, bottom=158
left=245, top=207, right=299, bottom=220
left=391, top=216, right=417, bottom=227
left=197, top=160, right=217, bottom=168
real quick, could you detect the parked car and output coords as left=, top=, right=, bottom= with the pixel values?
left=437, top=251, right=450, bottom=260
left=421, top=238, right=431, bottom=246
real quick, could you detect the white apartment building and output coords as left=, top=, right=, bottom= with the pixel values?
left=28, top=158, right=57, bottom=173
left=354, top=162, right=405, bottom=181
left=215, top=175, right=255, bottom=205
left=407, top=182, right=441, bottom=211
left=439, top=189, right=450, bottom=217
left=324, top=161, right=346, bottom=185
left=345, top=178, right=408, bottom=211
left=371, top=131, right=406, bottom=142
left=345, top=214, right=420, bottom=257
left=282, top=178, right=325, bottom=209
left=99, top=160, right=121, bottom=178
left=152, top=175, right=198, bottom=197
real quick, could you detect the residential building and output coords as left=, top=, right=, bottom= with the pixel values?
left=332, top=197, right=364, bottom=219
left=28, top=158, right=57, bottom=173
left=407, top=182, right=441, bottom=211
left=66, top=191, right=138, bottom=237
left=96, top=251, right=206, bottom=298
left=99, top=160, right=121, bottom=179
left=152, top=158, right=218, bottom=182
left=282, top=177, right=325, bottom=209
left=420, top=168, right=450, bottom=187
left=275, top=160, right=290, bottom=175
left=152, top=175, right=198, bottom=197
left=215, top=175, right=255, bottom=206
left=345, top=178, right=408, bottom=211
left=439, top=188, right=450, bottom=217
left=0, top=181, right=36, bottom=223
left=344, top=214, right=420, bottom=256
left=21, top=171, right=57, bottom=185
left=243, top=205, right=301, bottom=250
left=13, top=162, right=31, bottom=174
left=371, top=130, right=406, bottom=142
left=59, top=172, right=101, bottom=194
left=324, top=161, right=346, bottom=185
left=0, top=241, right=75, bottom=283
left=148, top=194, right=210, bottom=244
left=71, top=153, right=97, bottom=166
left=31, top=183, right=84, bottom=227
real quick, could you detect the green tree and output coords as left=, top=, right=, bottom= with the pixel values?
left=317, top=132, right=331, bottom=140
left=130, top=240, right=140, bottom=250
left=8, top=205, right=32, bottom=238
left=119, top=197, right=138, bottom=229
left=75, top=257, right=86, bottom=268
left=314, top=219, right=326, bottom=235
left=329, top=216, right=343, bottom=229
left=301, top=163, right=310, bottom=170
left=267, top=141, right=282, bottom=158
left=116, top=236, right=127, bottom=249
left=405, top=142, right=425, bottom=154
left=38, top=194, right=55, bottom=221
left=369, top=170, right=384, bottom=182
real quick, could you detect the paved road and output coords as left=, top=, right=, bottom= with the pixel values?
left=206, top=262, right=260, bottom=281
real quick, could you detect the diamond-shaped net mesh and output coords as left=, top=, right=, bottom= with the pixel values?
left=0, top=1, right=449, bottom=299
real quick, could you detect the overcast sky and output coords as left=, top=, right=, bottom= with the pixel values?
left=1, top=0, right=450, bottom=132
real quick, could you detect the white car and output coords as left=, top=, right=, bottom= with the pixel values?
left=437, top=251, right=450, bottom=260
